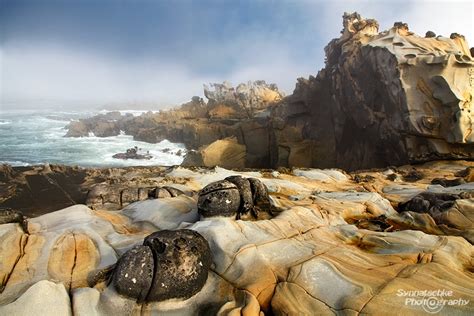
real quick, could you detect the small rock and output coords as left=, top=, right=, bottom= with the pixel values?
left=402, top=169, right=424, bottom=182
left=431, top=178, right=465, bottom=187
left=163, top=186, right=185, bottom=197
left=425, top=31, right=436, bottom=38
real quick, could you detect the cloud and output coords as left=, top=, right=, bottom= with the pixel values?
left=1, top=0, right=472, bottom=110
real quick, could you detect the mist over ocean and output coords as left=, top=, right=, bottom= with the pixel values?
left=0, top=109, right=186, bottom=167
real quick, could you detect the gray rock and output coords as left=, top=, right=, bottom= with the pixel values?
left=197, top=180, right=241, bottom=217
left=225, top=176, right=254, bottom=217
left=143, top=229, right=212, bottom=301
left=112, top=245, right=154, bottom=302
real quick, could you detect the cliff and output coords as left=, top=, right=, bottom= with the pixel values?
left=65, top=13, right=474, bottom=170
left=275, top=12, right=474, bottom=170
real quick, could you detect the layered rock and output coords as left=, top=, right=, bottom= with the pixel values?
left=0, top=160, right=473, bottom=315
left=272, top=12, right=474, bottom=170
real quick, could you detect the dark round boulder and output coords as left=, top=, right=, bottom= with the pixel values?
left=197, top=180, right=241, bottom=217
left=143, top=229, right=212, bottom=301
left=425, top=31, right=436, bottom=38
left=112, top=245, right=154, bottom=302
left=225, top=176, right=254, bottom=215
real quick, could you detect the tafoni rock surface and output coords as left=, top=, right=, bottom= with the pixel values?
left=0, top=160, right=473, bottom=315
left=65, top=13, right=473, bottom=171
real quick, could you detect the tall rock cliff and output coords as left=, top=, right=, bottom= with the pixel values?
left=65, top=13, right=473, bottom=170
left=274, top=12, right=473, bottom=170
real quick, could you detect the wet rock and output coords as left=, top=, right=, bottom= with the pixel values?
left=112, top=245, right=154, bottom=302
left=197, top=180, right=241, bottom=217
left=431, top=177, right=465, bottom=187
left=143, top=229, right=212, bottom=302
left=112, top=147, right=152, bottom=160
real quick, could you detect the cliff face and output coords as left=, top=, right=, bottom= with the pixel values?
left=275, top=12, right=473, bottom=170
left=65, top=13, right=473, bottom=170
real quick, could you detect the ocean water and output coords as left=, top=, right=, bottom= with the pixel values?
left=0, top=110, right=186, bottom=167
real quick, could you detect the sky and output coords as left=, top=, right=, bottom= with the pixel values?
left=0, top=0, right=473, bottom=110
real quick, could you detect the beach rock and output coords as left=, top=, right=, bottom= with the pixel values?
left=0, top=161, right=473, bottom=314
left=112, top=245, right=154, bottom=302
left=431, top=177, right=465, bottom=187
left=143, top=229, right=212, bottom=301
left=398, top=192, right=460, bottom=216
left=225, top=176, right=254, bottom=216
left=112, top=147, right=152, bottom=160
left=198, top=180, right=241, bottom=218
left=0, top=280, right=72, bottom=316
left=183, top=137, right=246, bottom=169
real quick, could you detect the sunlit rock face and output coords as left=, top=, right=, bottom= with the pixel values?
left=275, top=12, right=474, bottom=170
left=204, top=80, right=284, bottom=119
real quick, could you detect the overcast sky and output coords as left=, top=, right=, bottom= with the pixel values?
left=0, top=0, right=473, bottom=109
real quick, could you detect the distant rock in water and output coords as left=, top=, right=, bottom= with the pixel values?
left=112, top=147, right=152, bottom=160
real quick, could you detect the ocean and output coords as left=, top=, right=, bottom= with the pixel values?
left=0, top=110, right=186, bottom=167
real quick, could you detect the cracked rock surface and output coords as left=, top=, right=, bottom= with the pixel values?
left=0, top=160, right=473, bottom=315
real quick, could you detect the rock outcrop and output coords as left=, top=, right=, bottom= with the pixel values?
left=64, top=13, right=473, bottom=171
left=0, top=160, right=473, bottom=314
left=274, top=12, right=474, bottom=170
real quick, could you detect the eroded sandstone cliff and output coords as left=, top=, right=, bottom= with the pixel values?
left=65, top=12, right=473, bottom=171
left=277, top=12, right=474, bottom=170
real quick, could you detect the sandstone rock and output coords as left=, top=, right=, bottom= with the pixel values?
left=183, top=137, right=246, bottom=169
left=0, top=208, right=28, bottom=232
left=0, top=280, right=72, bottom=316
left=275, top=12, right=474, bottom=170
left=204, top=80, right=284, bottom=119
left=0, top=161, right=473, bottom=314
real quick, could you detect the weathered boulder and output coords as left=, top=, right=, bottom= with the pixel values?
left=197, top=180, right=241, bottom=218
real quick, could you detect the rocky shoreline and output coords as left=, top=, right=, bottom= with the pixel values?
left=0, top=159, right=473, bottom=314
left=1, top=11, right=473, bottom=315
left=65, top=13, right=474, bottom=171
